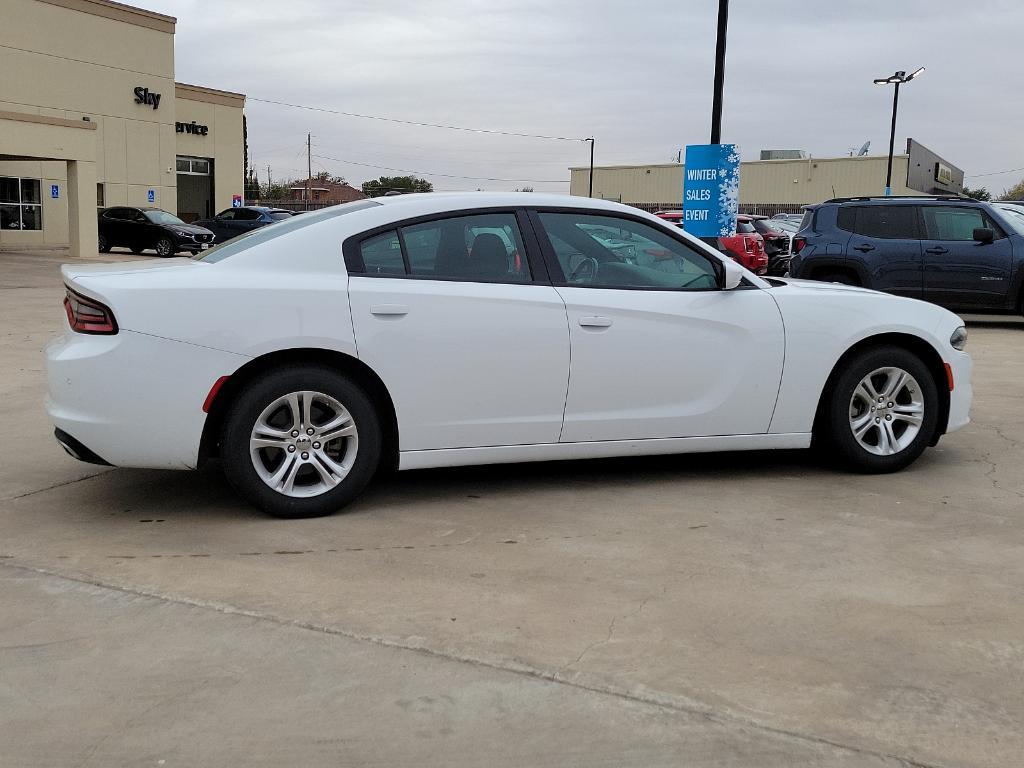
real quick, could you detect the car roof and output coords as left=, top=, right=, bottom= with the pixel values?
left=369, top=192, right=636, bottom=217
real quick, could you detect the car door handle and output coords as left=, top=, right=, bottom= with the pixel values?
left=370, top=304, right=408, bottom=316
left=852, top=243, right=875, bottom=252
left=925, top=246, right=949, bottom=255
left=579, top=316, right=613, bottom=328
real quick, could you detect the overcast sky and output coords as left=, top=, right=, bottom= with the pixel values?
left=155, top=0, right=1023, bottom=194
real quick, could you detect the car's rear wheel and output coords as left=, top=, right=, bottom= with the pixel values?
left=154, top=237, right=174, bottom=257
left=97, top=234, right=110, bottom=253
left=819, top=346, right=938, bottom=473
left=220, top=366, right=382, bottom=518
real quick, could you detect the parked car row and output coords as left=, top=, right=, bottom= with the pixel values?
left=97, top=205, right=296, bottom=256
left=654, top=211, right=769, bottom=275
left=789, top=195, right=1024, bottom=315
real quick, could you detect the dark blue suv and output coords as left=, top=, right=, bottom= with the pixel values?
left=788, top=196, right=1024, bottom=314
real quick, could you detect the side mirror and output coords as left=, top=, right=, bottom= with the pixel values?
left=973, top=227, right=994, bottom=244
left=721, top=258, right=745, bottom=290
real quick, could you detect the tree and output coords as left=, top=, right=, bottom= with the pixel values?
left=961, top=185, right=991, bottom=201
left=244, top=171, right=261, bottom=201
left=313, top=170, right=347, bottom=185
left=1000, top=178, right=1024, bottom=200
left=260, top=179, right=294, bottom=200
left=361, top=176, right=433, bottom=197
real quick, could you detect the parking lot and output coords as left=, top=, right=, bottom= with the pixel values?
left=2, top=250, right=1022, bottom=767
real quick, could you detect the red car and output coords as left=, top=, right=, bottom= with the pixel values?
left=654, top=211, right=767, bottom=274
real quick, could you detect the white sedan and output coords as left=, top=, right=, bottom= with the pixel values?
left=47, top=193, right=972, bottom=518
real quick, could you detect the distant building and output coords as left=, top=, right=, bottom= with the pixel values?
left=288, top=178, right=366, bottom=205
left=570, top=138, right=964, bottom=216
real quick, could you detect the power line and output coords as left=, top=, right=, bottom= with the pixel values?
left=966, top=166, right=1024, bottom=179
left=248, top=96, right=584, bottom=142
left=312, top=153, right=566, bottom=184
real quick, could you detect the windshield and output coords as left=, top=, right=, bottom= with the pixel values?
left=145, top=210, right=186, bottom=226
left=270, top=212, right=293, bottom=221
left=996, top=205, right=1024, bottom=236
left=193, top=199, right=380, bottom=263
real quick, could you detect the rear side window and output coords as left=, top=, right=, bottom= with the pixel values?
left=921, top=206, right=1001, bottom=241
left=841, top=205, right=918, bottom=239
left=349, top=212, right=532, bottom=284
left=360, top=231, right=404, bottom=274
left=400, top=213, right=530, bottom=282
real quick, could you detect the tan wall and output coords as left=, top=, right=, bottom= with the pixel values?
left=569, top=156, right=916, bottom=207
left=176, top=88, right=245, bottom=214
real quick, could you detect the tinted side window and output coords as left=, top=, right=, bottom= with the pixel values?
left=537, top=212, right=719, bottom=291
left=836, top=207, right=855, bottom=232
left=216, top=209, right=236, bottom=220
left=851, top=206, right=917, bottom=239
left=360, top=230, right=404, bottom=275
left=234, top=209, right=262, bottom=221
left=399, top=213, right=530, bottom=283
left=921, top=206, right=997, bottom=241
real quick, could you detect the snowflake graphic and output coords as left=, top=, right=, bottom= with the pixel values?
left=717, top=144, right=741, bottom=236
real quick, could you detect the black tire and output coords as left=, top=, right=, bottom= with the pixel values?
left=818, top=345, right=939, bottom=473
left=154, top=237, right=174, bottom=257
left=220, top=366, right=382, bottom=518
left=97, top=234, right=110, bottom=253
left=818, top=272, right=859, bottom=286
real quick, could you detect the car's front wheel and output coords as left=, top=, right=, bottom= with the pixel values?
left=154, top=237, right=175, bottom=257
left=220, top=366, right=382, bottom=518
left=819, top=345, right=938, bottom=473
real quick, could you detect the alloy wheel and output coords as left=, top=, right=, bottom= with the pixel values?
left=249, top=390, right=359, bottom=497
left=155, top=238, right=173, bottom=256
left=848, top=366, right=924, bottom=456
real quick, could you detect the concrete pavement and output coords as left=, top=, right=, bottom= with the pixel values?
left=2, top=251, right=1022, bottom=767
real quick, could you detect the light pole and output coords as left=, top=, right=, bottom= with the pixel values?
left=873, top=67, right=925, bottom=195
left=710, top=0, right=729, bottom=144
left=585, top=137, right=595, bottom=197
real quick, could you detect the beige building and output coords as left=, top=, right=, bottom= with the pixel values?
left=0, top=0, right=245, bottom=256
left=569, top=140, right=964, bottom=215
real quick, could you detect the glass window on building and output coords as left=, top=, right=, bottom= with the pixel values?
left=0, top=177, right=42, bottom=231
left=97, top=183, right=105, bottom=208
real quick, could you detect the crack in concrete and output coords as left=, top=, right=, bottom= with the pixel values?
left=2, top=471, right=111, bottom=503
left=1, top=559, right=944, bottom=768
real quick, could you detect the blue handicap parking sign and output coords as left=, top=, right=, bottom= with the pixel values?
left=147, top=189, right=155, bottom=203
left=51, top=185, right=59, bottom=199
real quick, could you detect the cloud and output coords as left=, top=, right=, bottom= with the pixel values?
left=155, top=0, right=1023, bottom=193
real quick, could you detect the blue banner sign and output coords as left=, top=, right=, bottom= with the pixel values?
left=682, top=143, right=740, bottom=237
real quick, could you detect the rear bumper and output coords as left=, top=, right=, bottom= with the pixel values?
left=46, top=327, right=248, bottom=469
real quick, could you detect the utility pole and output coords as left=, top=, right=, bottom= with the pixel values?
left=710, top=0, right=729, bottom=144
left=266, top=165, right=271, bottom=192
left=306, top=132, right=312, bottom=211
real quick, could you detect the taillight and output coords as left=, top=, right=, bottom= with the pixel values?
left=63, top=286, right=118, bottom=334
left=792, top=237, right=807, bottom=254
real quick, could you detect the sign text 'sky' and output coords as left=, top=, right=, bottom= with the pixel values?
left=133, top=86, right=161, bottom=110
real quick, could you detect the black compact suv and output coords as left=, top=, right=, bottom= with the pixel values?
left=789, top=196, right=1024, bottom=314
left=98, top=206, right=215, bottom=257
